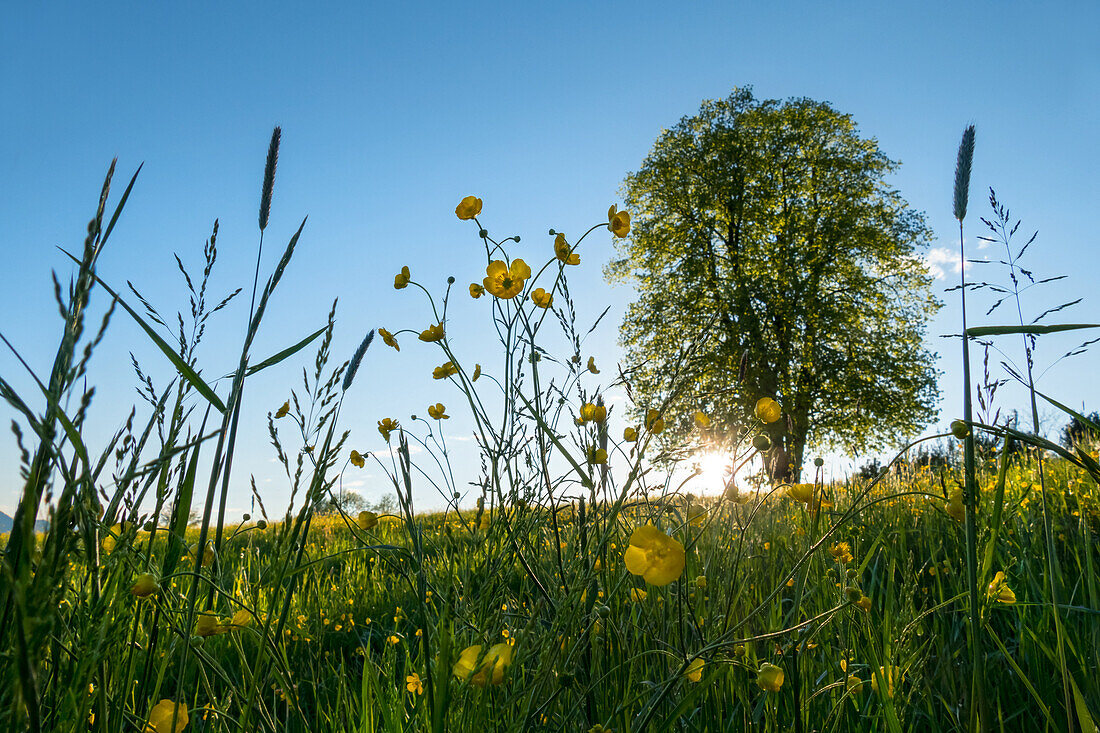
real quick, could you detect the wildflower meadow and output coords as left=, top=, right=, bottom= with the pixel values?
left=1, top=124, right=1099, bottom=733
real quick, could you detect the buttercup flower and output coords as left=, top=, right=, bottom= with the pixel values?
left=608, top=205, right=631, bottom=238
left=147, top=699, right=189, bottom=733
left=693, top=411, right=711, bottom=428
left=587, top=446, right=608, bottom=464
left=856, top=595, right=872, bottom=612
left=624, top=524, right=685, bottom=586
left=406, top=673, right=424, bottom=695
left=433, top=361, right=458, bottom=380
left=472, top=364, right=482, bottom=382
left=453, top=643, right=513, bottom=686
left=846, top=675, right=864, bottom=694
left=131, top=573, right=159, bottom=598
left=455, top=196, right=483, bottom=220
left=946, top=489, right=965, bottom=522
left=358, top=511, right=379, bottom=530
left=531, top=288, right=553, bottom=308
left=419, top=322, right=445, bottom=342
left=483, top=259, right=531, bottom=299
left=350, top=450, right=365, bottom=468
left=195, top=611, right=227, bottom=637
left=428, top=403, right=449, bottom=420
left=275, top=401, right=290, bottom=419
left=754, top=397, right=781, bottom=423
left=988, top=571, right=1016, bottom=604
left=871, top=665, right=900, bottom=697
left=378, top=418, right=399, bottom=442
left=394, top=266, right=411, bottom=289
left=686, top=504, right=706, bottom=527
left=756, top=662, right=785, bottom=692
left=554, top=233, right=580, bottom=265
left=579, top=403, right=607, bottom=423
left=644, top=409, right=664, bottom=433
left=685, top=658, right=704, bottom=683
left=630, top=588, right=647, bottom=602
left=623, top=426, right=638, bottom=442
left=787, top=483, right=815, bottom=504
left=587, top=356, right=599, bottom=374
left=378, top=328, right=400, bottom=351
left=828, top=542, right=853, bottom=563
left=229, top=609, right=251, bottom=628
left=470, top=283, right=485, bottom=299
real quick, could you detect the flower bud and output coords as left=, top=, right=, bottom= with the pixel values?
left=950, top=419, right=970, bottom=439
left=845, top=586, right=864, bottom=604
left=131, top=573, right=159, bottom=598
left=752, top=434, right=771, bottom=452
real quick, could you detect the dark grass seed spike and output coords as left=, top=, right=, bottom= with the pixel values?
left=954, top=125, right=975, bottom=221
left=259, top=126, right=281, bottom=232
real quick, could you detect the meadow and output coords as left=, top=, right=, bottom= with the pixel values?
left=1, top=130, right=1098, bottom=732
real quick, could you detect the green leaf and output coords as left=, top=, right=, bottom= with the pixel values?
left=1071, top=675, right=1099, bottom=733
left=223, top=326, right=327, bottom=381
left=966, top=323, right=1100, bottom=337
left=162, top=437, right=201, bottom=578
left=59, top=249, right=226, bottom=413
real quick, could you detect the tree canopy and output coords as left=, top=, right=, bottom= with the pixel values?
left=607, top=87, right=940, bottom=480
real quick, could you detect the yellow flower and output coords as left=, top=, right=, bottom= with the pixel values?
left=554, top=233, right=580, bottom=265
left=579, top=403, right=607, bottom=423
left=531, top=288, right=553, bottom=309
left=378, top=328, right=399, bottom=351
left=754, top=397, right=781, bottom=423
left=428, top=403, right=449, bottom=420
left=419, top=322, right=445, bottom=342
left=946, top=490, right=965, bottom=522
left=630, top=588, right=648, bottom=602
left=623, top=426, right=638, bottom=442
left=871, top=665, right=900, bottom=697
left=146, top=699, right=188, bottom=733
left=195, top=611, right=227, bottom=637
left=644, top=409, right=664, bottom=433
left=378, top=418, right=399, bottom=442
left=607, top=205, right=631, bottom=238
left=686, top=504, right=706, bottom=527
left=693, top=411, right=711, bottom=428
left=472, top=364, right=482, bottom=382
left=846, top=675, right=864, bottom=694
left=787, top=483, right=815, bottom=504
left=470, top=282, right=485, bottom=299
left=388, top=635, right=400, bottom=645
left=587, top=446, right=608, bottom=464
left=988, top=571, right=1016, bottom=604
left=275, top=401, right=290, bottom=419
left=350, top=450, right=365, bottom=468
left=455, top=195, right=483, bottom=220
left=624, top=524, right=685, bottom=586
left=229, top=609, right=251, bottom=628
left=828, top=542, right=853, bottom=563
left=358, top=511, right=379, bottom=530
left=406, top=673, right=424, bottom=695
left=394, top=266, right=411, bottom=289
left=483, top=259, right=531, bottom=299
left=685, top=658, right=705, bottom=682
left=756, top=662, right=785, bottom=692
left=587, top=356, right=599, bottom=374
left=856, top=595, right=872, bottom=613
left=131, top=573, right=159, bottom=598
left=453, top=643, right=513, bottom=686
left=433, top=361, right=458, bottom=380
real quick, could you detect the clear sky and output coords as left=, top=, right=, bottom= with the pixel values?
left=2, top=2, right=1099, bottom=517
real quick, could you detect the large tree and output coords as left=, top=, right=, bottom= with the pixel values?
left=607, top=88, right=940, bottom=480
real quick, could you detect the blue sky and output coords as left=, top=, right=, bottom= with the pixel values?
left=2, top=1, right=1098, bottom=516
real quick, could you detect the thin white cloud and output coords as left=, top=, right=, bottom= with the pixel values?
left=925, top=247, right=962, bottom=279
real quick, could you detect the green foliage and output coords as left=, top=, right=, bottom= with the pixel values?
left=607, top=88, right=941, bottom=478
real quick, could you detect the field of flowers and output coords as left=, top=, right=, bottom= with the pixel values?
left=1, top=129, right=1098, bottom=732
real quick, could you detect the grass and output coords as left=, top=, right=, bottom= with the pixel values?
left=0, top=131, right=1098, bottom=732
